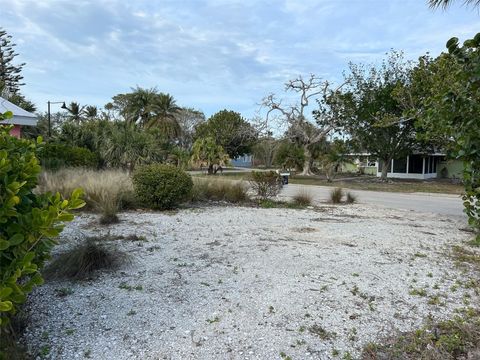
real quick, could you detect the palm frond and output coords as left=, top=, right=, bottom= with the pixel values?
left=429, top=0, right=480, bottom=9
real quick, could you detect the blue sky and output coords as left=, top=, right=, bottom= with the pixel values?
left=2, top=0, right=479, bottom=119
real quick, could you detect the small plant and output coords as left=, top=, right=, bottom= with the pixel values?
left=127, top=309, right=136, bottom=316
left=45, top=239, right=128, bottom=280
left=409, top=288, right=428, bottom=297
left=292, top=189, right=313, bottom=206
left=345, top=192, right=357, bottom=204
left=308, top=324, right=336, bottom=340
left=206, top=316, right=220, bottom=324
left=54, top=288, right=74, bottom=297
left=330, top=187, right=344, bottom=204
left=133, top=164, right=193, bottom=210
left=249, top=171, right=282, bottom=200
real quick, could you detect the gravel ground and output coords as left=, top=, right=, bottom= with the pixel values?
left=21, top=204, right=477, bottom=360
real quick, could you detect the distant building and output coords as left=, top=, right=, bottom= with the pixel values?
left=0, top=96, right=37, bottom=138
left=231, top=154, right=253, bottom=168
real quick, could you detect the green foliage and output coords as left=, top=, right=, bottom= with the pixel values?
left=328, top=51, right=417, bottom=179
left=191, top=136, right=229, bottom=174
left=0, top=112, right=84, bottom=328
left=249, top=171, right=282, bottom=200
left=37, top=142, right=99, bottom=169
left=412, top=35, right=480, bottom=238
left=133, top=164, right=193, bottom=210
left=194, top=109, right=257, bottom=158
left=0, top=28, right=25, bottom=95
left=274, top=141, right=305, bottom=170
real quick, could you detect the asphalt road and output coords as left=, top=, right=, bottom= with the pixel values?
left=279, top=183, right=465, bottom=219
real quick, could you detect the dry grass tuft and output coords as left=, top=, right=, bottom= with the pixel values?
left=330, top=187, right=344, bottom=204
left=192, top=178, right=250, bottom=203
left=345, top=192, right=357, bottom=204
left=37, top=168, right=135, bottom=223
left=292, top=189, right=313, bottom=206
left=44, top=239, right=128, bottom=280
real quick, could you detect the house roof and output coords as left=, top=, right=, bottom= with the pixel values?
left=0, top=96, right=37, bottom=126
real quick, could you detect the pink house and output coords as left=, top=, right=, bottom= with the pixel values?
left=1, top=96, right=37, bottom=138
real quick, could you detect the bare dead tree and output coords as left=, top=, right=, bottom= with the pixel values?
left=260, top=74, right=345, bottom=176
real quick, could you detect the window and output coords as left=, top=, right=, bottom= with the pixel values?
left=393, top=157, right=407, bottom=173
left=408, top=155, right=423, bottom=174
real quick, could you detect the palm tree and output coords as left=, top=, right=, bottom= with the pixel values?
left=429, top=0, right=480, bottom=8
left=146, top=92, right=181, bottom=139
left=84, top=105, right=98, bottom=120
left=65, top=101, right=86, bottom=123
left=124, top=87, right=159, bottom=126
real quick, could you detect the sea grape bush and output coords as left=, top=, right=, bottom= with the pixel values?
left=0, top=111, right=85, bottom=327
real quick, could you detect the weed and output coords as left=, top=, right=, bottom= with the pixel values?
left=206, top=316, right=220, bottom=324
left=268, top=305, right=275, bottom=314
left=414, top=252, right=427, bottom=258
left=409, top=288, right=428, bottom=297
left=332, top=348, right=340, bottom=356
left=65, top=328, right=75, bottom=335
left=361, top=309, right=480, bottom=359
left=45, top=239, right=128, bottom=280
left=352, top=272, right=359, bottom=277
left=119, top=282, right=143, bottom=291
left=308, top=324, right=336, bottom=340
left=54, top=287, right=74, bottom=297
left=279, top=352, right=292, bottom=360
left=127, top=309, right=137, bottom=316
left=330, top=187, right=344, bottom=204
left=84, top=349, right=92, bottom=358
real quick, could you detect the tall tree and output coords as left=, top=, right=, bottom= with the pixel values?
left=65, top=102, right=86, bottom=123
left=328, top=51, right=417, bottom=180
left=84, top=105, right=98, bottom=120
left=108, top=87, right=181, bottom=139
left=411, top=35, right=480, bottom=238
left=261, top=75, right=345, bottom=176
left=0, top=28, right=25, bottom=95
left=194, top=109, right=257, bottom=159
left=191, top=136, right=229, bottom=174
left=175, top=107, right=206, bottom=150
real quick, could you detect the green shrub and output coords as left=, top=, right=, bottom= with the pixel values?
left=249, top=171, right=282, bottom=200
left=38, top=143, right=98, bottom=169
left=0, top=114, right=84, bottom=329
left=133, top=164, right=193, bottom=210
left=330, top=187, right=344, bottom=204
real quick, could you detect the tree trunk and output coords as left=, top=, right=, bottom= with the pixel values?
left=380, top=159, right=391, bottom=181
left=299, top=146, right=314, bottom=176
left=208, top=164, right=214, bottom=175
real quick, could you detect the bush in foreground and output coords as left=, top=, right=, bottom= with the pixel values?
left=0, top=114, right=84, bottom=330
left=133, top=164, right=193, bottom=210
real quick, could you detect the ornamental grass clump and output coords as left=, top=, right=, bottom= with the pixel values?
left=44, top=239, right=128, bottom=280
left=133, top=164, right=193, bottom=210
left=330, top=187, right=344, bottom=204
left=292, top=189, right=313, bottom=206
left=37, top=168, right=134, bottom=223
left=191, top=178, right=249, bottom=203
